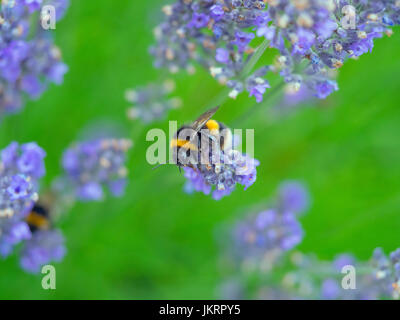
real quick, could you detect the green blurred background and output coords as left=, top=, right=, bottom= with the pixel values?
left=0, top=0, right=400, bottom=299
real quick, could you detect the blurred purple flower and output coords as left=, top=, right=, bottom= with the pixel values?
left=233, top=208, right=303, bottom=267
left=125, top=80, right=181, bottom=124
left=0, top=0, right=69, bottom=120
left=215, top=48, right=230, bottom=64
left=188, top=12, right=210, bottom=29
left=278, top=181, right=310, bottom=215
left=210, top=4, right=224, bottom=21
left=17, top=142, right=46, bottom=178
left=232, top=31, right=255, bottom=53
left=0, top=219, right=31, bottom=258
left=20, top=230, right=66, bottom=273
left=0, top=142, right=45, bottom=220
left=321, top=279, right=341, bottom=300
left=61, top=138, right=132, bottom=201
left=0, top=141, right=46, bottom=261
left=7, top=174, right=31, bottom=201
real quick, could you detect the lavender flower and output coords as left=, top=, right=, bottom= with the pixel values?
left=151, top=0, right=265, bottom=72
left=316, top=254, right=381, bottom=300
left=0, top=141, right=46, bottom=258
left=125, top=80, right=182, bottom=124
left=231, top=31, right=255, bottom=53
left=313, top=250, right=400, bottom=300
left=254, top=0, right=398, bottom=100
left=215, top=48, right=230, bottom=64
left=188, top=12, right=210, bottom=29
left=0, top=141, right=68, bottom=273
left=20, top=229, right=65, bottom=273
left=277, top=181, right=310, bottom=215
left=226, top=182, right=309, bottom=271
left=61, top=138, right=132, bottom=201
left=151, top=0, right=399, bottom=103
left=233, top=209, right=303, bottom=269
left=321, top=278, right=341, bottom=300
left=0, top=142, right=45, bottom=219
left=217, top=178, right=400, bottom=300
left=183, top=149, right=259, bottom=200
left=220, top=249, right=399, bottom=300
left=218, top=250, right=397, bottom=300
left=0, top=0, right=69, bottom=120
left=150, top=0, right=269, bottom=101
left=371, top=247, right=400, bottom=299
left=0, top=218, right=31, bottom=257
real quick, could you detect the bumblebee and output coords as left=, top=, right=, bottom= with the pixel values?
left=25, top=203, right=51, bottom=233
left=170, top=106, right=232, bottom=168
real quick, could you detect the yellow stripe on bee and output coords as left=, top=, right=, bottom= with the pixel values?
left=26, top=212, right=49, bottom=229
left=170, top=139, right=198, bottom=151
left=205, top=120, right=219, bottom=131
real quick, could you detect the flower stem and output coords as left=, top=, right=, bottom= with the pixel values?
left=241, top=39, right=270, bottom=79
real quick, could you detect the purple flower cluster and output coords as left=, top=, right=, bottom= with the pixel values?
left=151, top=0, right=267, bottom=72
left=233, top=209, right=303, bottom=269
left=183, top=149, right=260, bottom=200
left=227, top=65, right=271, bottom=102
left=0, top=142, right=45, bottom=221
left=277, top=180, right=310, bottom=215
left=219, top=245, right=400, bottom=300
left=150, top=0, right=270, bottom=102
left=125, top=80, right=182, bottom=124
left=218, top=185, right=399, bottom=300
left=0, top=0, right=69, bottom=120
left=230, top=181, right=309, bottom=269
left=0, top=217, right=31, bottom=257
left=315, top=248, right=400, bottom=300
left=0, top=141, right=68, bottom=273
left=371, top=247, right=400, bottom=299
left=151, top=0, right=399, bottom=103
left=0, top=142, right=44, bottom=259
left=258, top=0, right=399, bottom=100
left=312, top=253, right=382, bottom=300
left=61, top=138, right=132, bottom=201
left=1, top=137, right=132, bottom=272
left=20, top=229, right=65, bottom=273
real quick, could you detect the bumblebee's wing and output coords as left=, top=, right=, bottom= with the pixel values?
left=191, top=106, right=220, bottom=133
